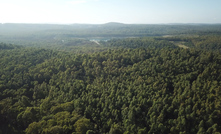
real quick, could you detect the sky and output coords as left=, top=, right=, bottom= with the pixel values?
left=0, top=0, right=221, bottom=24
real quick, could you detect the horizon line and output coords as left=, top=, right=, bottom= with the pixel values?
left=1, top=22, right=221, bottom=25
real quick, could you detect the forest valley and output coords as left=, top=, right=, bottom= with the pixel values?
left=0, top=23, right=221, bottom=134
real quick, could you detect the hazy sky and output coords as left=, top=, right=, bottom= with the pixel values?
left=0, top=0, right=220, bottom=24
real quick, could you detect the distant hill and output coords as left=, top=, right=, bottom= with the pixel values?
left=103, top=22, right=125, bottom=26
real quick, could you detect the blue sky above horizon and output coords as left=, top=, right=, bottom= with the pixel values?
left=0, top=0, right=220, bottom=24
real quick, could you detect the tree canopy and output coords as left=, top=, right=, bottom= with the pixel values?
left=0, top=24, right=221, bottom=133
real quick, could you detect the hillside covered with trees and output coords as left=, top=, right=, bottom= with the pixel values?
left=0, top=24, right=221, bottom=134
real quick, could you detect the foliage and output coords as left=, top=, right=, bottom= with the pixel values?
left=0, top=31, right=221, bottom=133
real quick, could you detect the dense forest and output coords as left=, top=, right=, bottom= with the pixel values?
left=0, top=24, right=221, bottom=134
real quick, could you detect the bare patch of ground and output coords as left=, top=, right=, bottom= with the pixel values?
left=170, top=41, right=189, bottom=49
left=177, top=44, right=189, bottom=49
